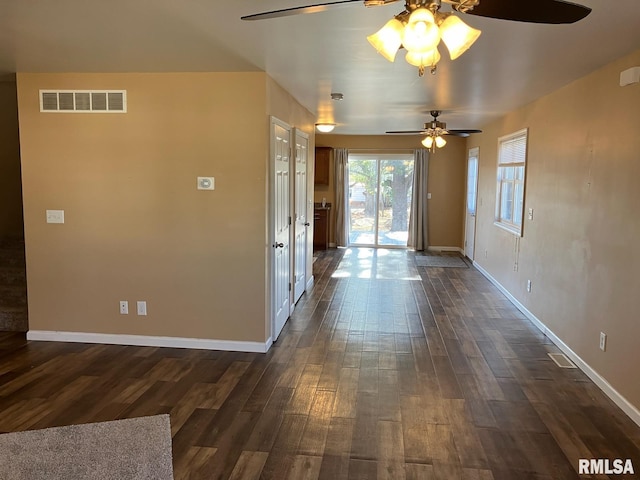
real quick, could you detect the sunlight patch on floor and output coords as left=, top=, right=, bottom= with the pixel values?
left=331, top=247, right=421, bottom=281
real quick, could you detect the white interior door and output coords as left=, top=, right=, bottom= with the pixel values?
left=465, top=147, right=479, bottom=260
left=271, top=117, right=291, bottom=342
left=293, top=129, right=308, bottom=304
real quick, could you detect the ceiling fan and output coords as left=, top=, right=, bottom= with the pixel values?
left=386, top=110, right=482, bottom=150
left=241, top=0, right=591, bottom=25
left=242, top=0, right=591, bottom=75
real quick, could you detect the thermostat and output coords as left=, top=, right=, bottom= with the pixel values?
left=197, top=177, right=214, bottom=190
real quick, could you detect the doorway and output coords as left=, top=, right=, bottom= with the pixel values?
left=270, top=117, right=291, bottom=342
left=0, top=80, right=27, bottom=332
left=292, top=129, right=308, bottom=304
left=464, top=147, right=479, bottom=260
left=347, top=153, right=414, bottom=247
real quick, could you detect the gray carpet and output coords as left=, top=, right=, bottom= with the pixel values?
left=0, top=415, right=174, bottom=480
left=415, top=255, right=469, bottom=268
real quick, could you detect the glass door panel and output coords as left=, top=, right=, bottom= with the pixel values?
left=348, top=158, right=378, bottom=246
left=377, top=158, right=413, bottom=246
left=348, top=155, right=413, bottom=247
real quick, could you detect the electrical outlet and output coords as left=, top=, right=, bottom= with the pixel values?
left=527, top=280, right=532, bottom=293
left=137, top=301, right=147, bottom=316
left=528, top=208, right=534, bottom=221
left=119, top=301, right=128, bottom=315
left=599, top=332, right=607, bottom=351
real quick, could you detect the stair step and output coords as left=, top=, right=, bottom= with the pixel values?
left=0, top=308, right=28, bottom=332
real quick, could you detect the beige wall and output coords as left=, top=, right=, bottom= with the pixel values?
left=0, top=81, right=24, bottom=238
left=471, top=49, right=640, bottom=410
left=17, top=72, right=313, bottom=344
left=316, top=134, right=466, bottom=248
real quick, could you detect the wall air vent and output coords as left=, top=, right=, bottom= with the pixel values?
left=39, top=90, right=127, bottom=113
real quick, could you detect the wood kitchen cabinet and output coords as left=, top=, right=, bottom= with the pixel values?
left=314, top=147, right=331, bottom=185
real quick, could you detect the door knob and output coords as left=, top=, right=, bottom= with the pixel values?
left=273, top=242, right=284, bottom=248
left=304, top=222, right=310, bottom=226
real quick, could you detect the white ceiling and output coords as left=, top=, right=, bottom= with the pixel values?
left=1, top=0, right=639, bottom=133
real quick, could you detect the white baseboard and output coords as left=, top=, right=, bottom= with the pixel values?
left=428, top=246, right=464, bottom=253
left=473, top=261, right=640, bottom=427
left=306, top=275, right=315, bottom=290
left=26, top=330, right=272, bottom=353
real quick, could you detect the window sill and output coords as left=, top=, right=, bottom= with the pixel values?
left=493, top=221, right=522, bottom=237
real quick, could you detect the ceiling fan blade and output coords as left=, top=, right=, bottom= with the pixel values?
left=241, top=0, right=362, bottom=21
left=465, top=0, right=591, bottom=24
left=386, top=130, right=428, bottom=134
left=445, top=129, right=483, bottom=137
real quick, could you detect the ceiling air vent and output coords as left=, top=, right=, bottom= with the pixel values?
left=39, top=90, right=127, bottom=113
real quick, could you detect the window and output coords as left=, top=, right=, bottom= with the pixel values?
left=495, top=129, right=527, bottom=235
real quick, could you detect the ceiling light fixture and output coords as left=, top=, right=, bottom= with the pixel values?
left=421, top=133, right=447, bottom=151
left=420, top=110, right=448, bottom=151
left=316, top=123, right=336, bottom=133
left=367, top=0, right=481, bottom=76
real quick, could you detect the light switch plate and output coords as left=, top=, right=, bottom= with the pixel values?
left=197, top=177, right=215, bottom=190
left=137, top=301, right=147, bottom=316
left=46, top=210, right=65, bottom=224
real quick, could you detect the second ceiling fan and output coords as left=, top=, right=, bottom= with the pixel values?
left=386, top=110, right=482, bottom=150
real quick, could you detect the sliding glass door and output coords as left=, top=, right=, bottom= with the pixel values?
left=348, top=153, right=414, bottom=247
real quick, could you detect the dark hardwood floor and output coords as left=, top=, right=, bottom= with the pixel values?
left=1, top=247, right=639, bottom=479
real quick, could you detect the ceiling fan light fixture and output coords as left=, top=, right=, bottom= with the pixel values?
left=405, top=48, right=441, bottom=67
left=366, top=3, right=483, bottom=75
left=407, top=7, right=436, bottom=27
left=439, top=14, right=482, bottom=60
left=405, top=48, right=441, bottom=75
left=402, top=8, right=440, bottom=54
left=315, top=123, right=336, bottom=133
left=421, top=136, right=434, bottom=149
left=367, top=18, right=404, bottom=62
left=435, top=135, right=447, bottom=148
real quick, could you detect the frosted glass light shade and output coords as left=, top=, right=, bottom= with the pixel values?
left=405, top=48, right=441, bottom=68
left=439, top=14, right=481, bottom=60
left=316, top=123, right=336, bottom=133
left=367, top=18, right=404, bottom=62
left=422, top=136, right=434, bottom=148
left=407, top=7, right=435, bottom=26
left=402, top=8, right=440, bottom=53
left=435, top=135, right=447, bottom=148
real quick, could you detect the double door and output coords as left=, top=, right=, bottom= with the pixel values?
left=270, top=117, right=309, bottom=343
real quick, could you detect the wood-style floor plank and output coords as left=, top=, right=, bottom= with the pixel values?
left=1, top=248, right=639, bottom=479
